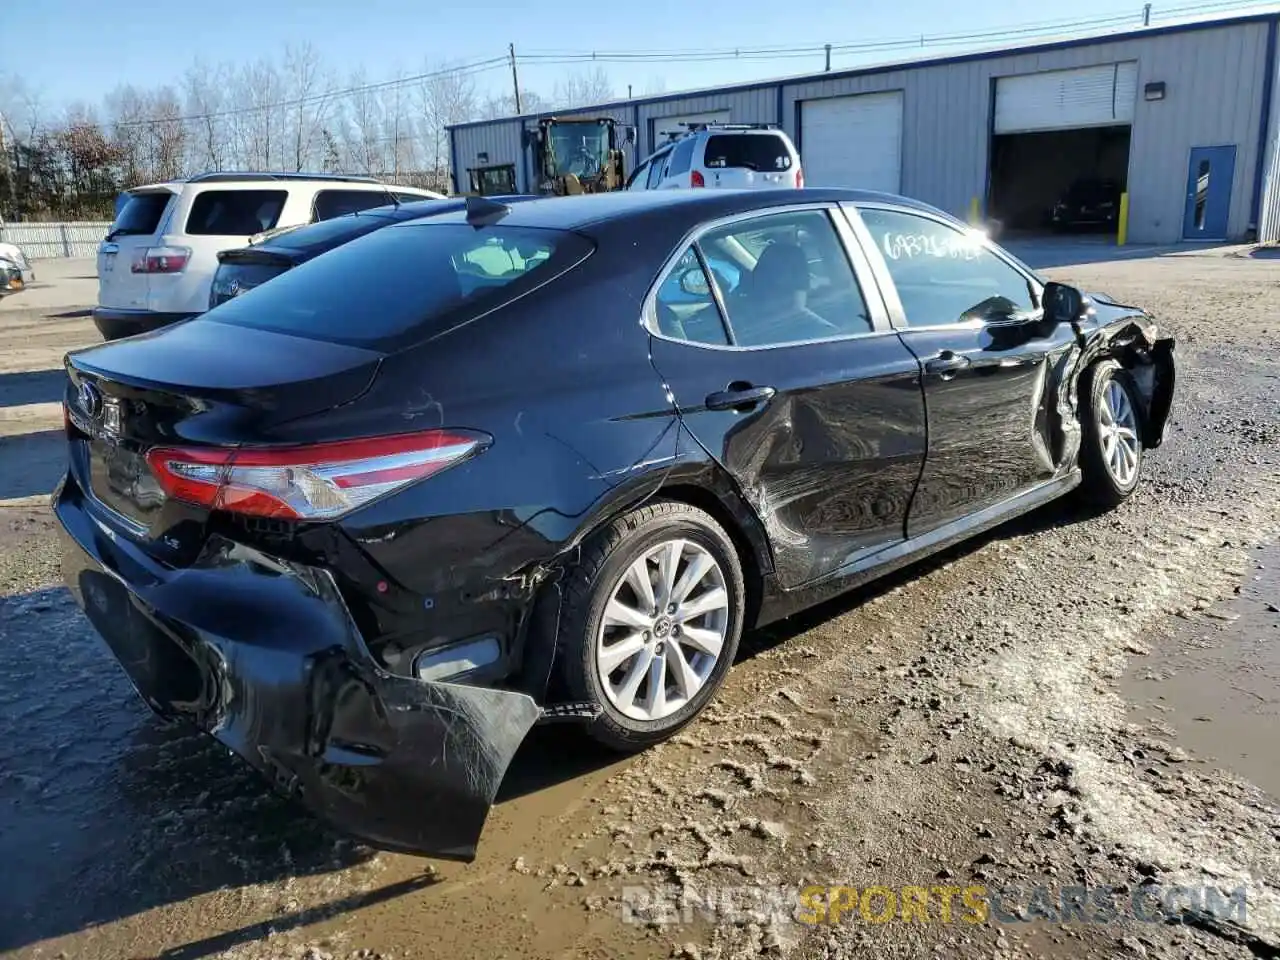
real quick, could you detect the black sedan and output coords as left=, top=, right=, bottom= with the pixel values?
left=1051, top=177, right=1123, bottom=231
left=208, top=194, right=538, bottom=308
left=54, top=189, right=1176, bottom=861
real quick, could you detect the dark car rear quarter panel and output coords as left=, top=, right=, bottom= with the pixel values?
left=260, top=221, right=688, bottom=673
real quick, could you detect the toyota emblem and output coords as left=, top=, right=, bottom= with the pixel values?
left=78, top=381, right=102, bottom=418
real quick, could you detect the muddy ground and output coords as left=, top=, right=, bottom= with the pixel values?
left=0, top=247, right=1276, bottom=960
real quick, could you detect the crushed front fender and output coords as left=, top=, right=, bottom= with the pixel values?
left=55, top=478, right=541, bottom=861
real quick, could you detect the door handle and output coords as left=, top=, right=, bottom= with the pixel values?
left=705, top=383, right=776, bottom=411
left=924, top=351, right=972, bottom=378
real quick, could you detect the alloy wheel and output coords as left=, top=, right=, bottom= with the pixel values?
left=595, top=538, right=730, bottom=722
left=1099, top=376, right=1140, bottom=487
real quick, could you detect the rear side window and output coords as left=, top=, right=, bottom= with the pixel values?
left=186, top=190, right=288, bottom=236
left=112, top=193, right=172, bottom=236
left=205, top=223, right=592, bottom=348
left=313, top=189, right=393, bottom=221
left=703, top=134, right=792, bottom=172
left=667, top=138, right=697, bottom=176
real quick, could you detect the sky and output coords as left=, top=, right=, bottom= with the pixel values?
left=3, top=0, right=1277, bottom=115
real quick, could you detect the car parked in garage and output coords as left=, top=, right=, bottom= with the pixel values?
left=94, top=172, right=444, bottom=341
left=627, top=123, right=803, bottom=191
left=1050, top=177, right=1123, bottom=231
left=209, top=194, right=537, bottom=309
left=56, top=188, right=1175, bottom=861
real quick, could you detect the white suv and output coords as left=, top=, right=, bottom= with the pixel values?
left=94, top=173, right=443, bottom=340
left=626, top=123, right=803, bottom=192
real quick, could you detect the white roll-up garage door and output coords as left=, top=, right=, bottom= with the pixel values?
left=994, top=62, right=1138, bottom=135
left=799, top=91, right=903, bottom=193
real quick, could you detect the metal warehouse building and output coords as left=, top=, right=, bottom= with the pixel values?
left=449, top=11, right=1280, bottom=245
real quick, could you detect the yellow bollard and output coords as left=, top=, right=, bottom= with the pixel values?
left=1117, top=192, right=1129, bottom=246
left=969, top=196, right=981, bottom=226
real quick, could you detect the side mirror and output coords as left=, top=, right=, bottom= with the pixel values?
left=678, top=267, right=710, bottom=297
left=1042, top=281, right=1085, bottom=326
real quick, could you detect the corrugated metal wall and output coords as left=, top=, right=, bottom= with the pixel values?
left=452, top=119, right=526, bottom=191
left=637, top=87, right=778, bottom=156
left=1256, top=26, right=1280, bottom=243
left=781, top=21, right=1271, bottom=242
left=0, top=222, right=111, bottom=258
left=450, top=20, right=1273, bottom=243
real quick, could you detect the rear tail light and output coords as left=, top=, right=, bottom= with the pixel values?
left=132, top=245, right=191, bottom=274
left=690, top=170, right=705, bottom=188
left=795, top=166, right=804, bottom=189
left=145, top=429, right=489, bottom=520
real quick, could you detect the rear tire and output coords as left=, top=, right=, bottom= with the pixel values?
left=558, top=500, right=745, bottom=752
left=1078, top=359, right=1145, bottom=508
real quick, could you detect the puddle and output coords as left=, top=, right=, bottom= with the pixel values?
left=1123, top=542, right=1280, bottom=799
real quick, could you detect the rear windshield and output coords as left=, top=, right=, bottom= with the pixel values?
left=703, top=134, right=792, bottom=172
left=204, top=222, right=592, bottom=348
left=186, top=189, right=288, bottom=236
left=112, top=192, right=172, bottom=236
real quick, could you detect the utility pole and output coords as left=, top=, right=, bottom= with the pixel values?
left=509, top=43, right=522, bottom=114
left=1142, top=3, right=1151, bottom=25
left=825, top=44, right=832, bottom=72
left=628, top=84, right=633, bottom=99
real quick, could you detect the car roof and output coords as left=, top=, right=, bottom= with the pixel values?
left=388, top=189, right=952, bottom=233
left=245, top=195, right=540, bottom=256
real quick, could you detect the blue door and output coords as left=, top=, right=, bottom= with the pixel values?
left=1182, top=145, right=1236, bottom=240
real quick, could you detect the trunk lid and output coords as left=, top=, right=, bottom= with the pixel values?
left=98, top=187, right=178, bottom=310
left=65, top=319, right=383, bottom=554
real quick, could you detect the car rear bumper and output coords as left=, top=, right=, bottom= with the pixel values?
left=54, top=474, right=542, bottom=861
left=92, top=307, right=196, bottom=340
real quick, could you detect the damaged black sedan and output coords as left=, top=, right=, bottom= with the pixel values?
left=54, top=189, right=1176, bottom=860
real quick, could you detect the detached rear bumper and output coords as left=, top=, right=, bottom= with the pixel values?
left=54, top=476, right=541, bottom=861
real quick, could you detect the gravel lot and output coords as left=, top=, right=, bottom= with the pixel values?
left=0, top=245, right=1276, bottom=960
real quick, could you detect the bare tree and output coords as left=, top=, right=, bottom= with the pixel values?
left=228, top=59, right=283, bottom=169
left=553, top=67, right=615, bottom=109
left=342, top=69, right=384, bottom=174
left=283, top=42, right=332, bottom=172
left=416, top=61, right=478, bottom=177
left=183, top=59, right=230, bottom=173
left=103, top=84, right=149, bottom=185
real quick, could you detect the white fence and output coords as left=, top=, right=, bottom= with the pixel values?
left=0, top=221, right=111, bottom=259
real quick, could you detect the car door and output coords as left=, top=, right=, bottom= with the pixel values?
left=845, top=203, right=1080, bottom=539
left=647, top=204, right=928, bottom=590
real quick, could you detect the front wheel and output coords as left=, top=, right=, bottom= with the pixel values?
left=1078, top=358, right=1145, bottom=507
left=558, top=501, right=745, bottom=752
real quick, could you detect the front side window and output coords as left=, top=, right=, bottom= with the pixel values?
left=856, top=207, right=1035, bottom=327
left=697, top=209, right=872, bottom=347
left=186, top=190, right=288, bottom=236
left=626, top=160, right=651, bottom=191
left=646, top=152, right=670, bottom=189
